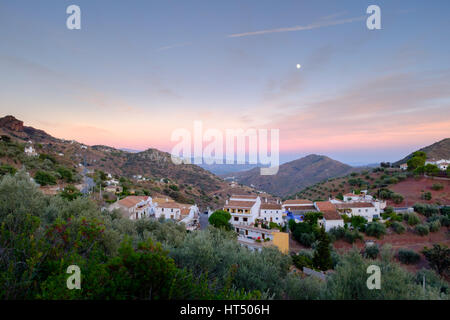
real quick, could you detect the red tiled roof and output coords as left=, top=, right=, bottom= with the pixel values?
left=335, top=202, right=374, bottom=209
left=224, top=200, right=255, bottom=209
left=282, top=199, right=313, bottom=205
left=260, top=203, right=282, bottom=210
left=315, top=201, right=342, bottom=220
left=118, top=196, right=149, bottom=208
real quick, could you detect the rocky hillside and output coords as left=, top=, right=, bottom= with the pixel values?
left=0, top=115, right=259, bottom=209
left=223, top=154, right=356, bottom=197
left=395, top=138, right=450, bottom=165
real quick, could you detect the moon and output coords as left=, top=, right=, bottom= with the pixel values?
left=296, top=64, right=301, bottom=69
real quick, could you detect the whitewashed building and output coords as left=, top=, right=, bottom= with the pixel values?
left=223, top=194, right=261, bottom=226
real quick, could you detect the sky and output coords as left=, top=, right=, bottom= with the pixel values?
left=0, top=0, right=450, bottom=165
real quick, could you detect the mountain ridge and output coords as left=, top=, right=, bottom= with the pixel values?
left=223, top=154, right=357, bottom=197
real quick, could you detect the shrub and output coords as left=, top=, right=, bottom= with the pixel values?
left=439, top=215, right=450, bottom=227
left=350, top=216, right=367, bottom=230
left=407, top=213, right=420, bottom=226
left=363, top=244, right=379, bottom=259
left=391, top=193, right=404, bottom=204
left=414, top=203, right=440, bottom=217
left=415, top=224, right=429, bottom=236
left=34, top=170, right=57, bottom=186
left=428, top=220, right=441, bottom=233
left=391, top=221, right=406, bottom=234
left=422, top=244, right=450, bottom=276
left=431, top=183, right=444, bottom=191
left=292, top=253, right=313, bottom=270
left=365, top=222, right=386, bottom=239
left=421, top=192, right=432, bottom=201
left=344, top=229, right=363, bottom=244
left=398, top=249, right=421, bottom=264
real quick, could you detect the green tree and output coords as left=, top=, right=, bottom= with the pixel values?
left=208, top=210, right=232, bottom=230
left=34, top=170, right=57, bottom=186
left=312, top=227, right=332, bottom=271
left=407, top=151, right=426, bottom=171
left=59, top=184, right=82, bottom=201
left=422, top=244, right=450, bottom=276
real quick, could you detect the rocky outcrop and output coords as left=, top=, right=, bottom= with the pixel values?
left=0, top=115, right=24, bottom=132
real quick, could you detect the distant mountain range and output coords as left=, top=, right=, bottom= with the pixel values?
left=222, top=154, right=358, bottom=197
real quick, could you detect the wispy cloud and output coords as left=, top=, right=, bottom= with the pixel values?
left=156, top=42, right=192, bottom=51
left=227, top=16, right=365, bottom=38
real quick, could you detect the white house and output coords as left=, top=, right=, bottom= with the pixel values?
left=315, top=201, right=344, bottom=232
left=153, top=198, right=199, bottom=223
left=259, top=202, right=284, bottom=226
left=24, top=141, right=38, bottom=156
left=425, top=159, right=450, bottom=171
left=223, top=194, right=261, bottom=226
left=335, top=202, right=380, bottom=221
left=108, top=196, right=153, bottom=220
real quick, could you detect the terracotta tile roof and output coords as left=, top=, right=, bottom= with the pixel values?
left=315, top=201, right=342, bottom=221
left=322, top=211, right=342, bottom=220
left=260, top=203, right=282, bottom=210
left=224, top=200, right=255, bottom=209
left=335, top=202, right=374, bottom=209
left=118, top=196, right=149, bottom=208
left=157, top=202, right=182, bottom=209
left=282, top=199, right=313, bottom=205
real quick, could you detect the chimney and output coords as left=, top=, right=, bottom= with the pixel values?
left=165, top=197, right=168, bottom=202
left=265, top=197, right=268, bottom=203
left=226, top=199, right=228, bottom=205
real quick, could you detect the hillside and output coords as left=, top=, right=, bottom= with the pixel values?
left=395, top=138, right=450, bottom=165
left=222, top=154, right=356, bottom=197
left=0, top=115, right=259, bottom=209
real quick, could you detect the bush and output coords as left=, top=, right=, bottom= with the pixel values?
left=365, top=222, right=386, bottom=239
left=34, top=170, right=57, bottom=186
left=431, top=183, right=444, bottom=191
left=415, top=224, right=429, bottom=236
left=439, top=215, right=450, bottom=227
left=391, top=221, right=406, bottom=234
left=344, top=229, right=363, bottom=244
left=292, top=253, right=313, bottom=270
left=414, top=203, right=440, bottom=217
left=363, top=244, right=379, bottom=259
left=421, top=192, right=432, bottom=201
left=391, top=193, right=404, bottom=204
left=407, top=213, right=420, bottom=226
left=350, top=216, right=367, bottom=230
left=422, top=244, right=450, bottom=276
left=398, top=249, right=421, bottom=264
left=428, top=220, right=441, bottom=233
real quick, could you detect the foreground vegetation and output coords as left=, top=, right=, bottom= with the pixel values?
left=0, top=171, right=448, bottom=300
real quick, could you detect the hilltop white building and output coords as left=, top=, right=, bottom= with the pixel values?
left=425, top=159, right=450, bottom=171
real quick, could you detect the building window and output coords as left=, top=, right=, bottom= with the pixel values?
left=243, top=218, right=248, bottom=222
left=234, top=217, right=238, bottom=221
